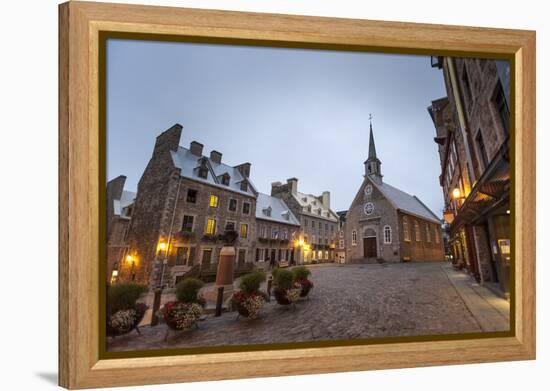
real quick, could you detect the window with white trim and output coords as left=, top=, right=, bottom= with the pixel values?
left=415, top=220, right=421, bottom=242
left=352, top=230, right=357, bottom=246
left=383, top=225, right=392, bottom=244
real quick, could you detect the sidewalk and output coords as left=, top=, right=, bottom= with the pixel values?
left=441, top=263, right=510, bottom=332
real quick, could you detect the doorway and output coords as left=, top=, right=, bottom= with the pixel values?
left=363, top=237, right=377, bottom=258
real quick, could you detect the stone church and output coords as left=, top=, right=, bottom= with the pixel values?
left=344, top=122, right=445, bottom=263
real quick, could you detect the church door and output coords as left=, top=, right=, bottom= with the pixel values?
left=363, top=237, right=377, bottom=258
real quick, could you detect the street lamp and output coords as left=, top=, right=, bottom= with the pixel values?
left=452, top=188, right=462, bottom=200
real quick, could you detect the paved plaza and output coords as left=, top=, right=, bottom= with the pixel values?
left=106, top=262, right=510, bottom=352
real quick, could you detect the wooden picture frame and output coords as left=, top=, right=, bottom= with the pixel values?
left=59, top=1, right=536, bottom=388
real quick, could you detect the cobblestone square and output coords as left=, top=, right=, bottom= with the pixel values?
left=107, top=262, right=509, bottom=352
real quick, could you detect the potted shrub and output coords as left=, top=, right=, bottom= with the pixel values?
left=231, top=271, right=268, bottom=319
left=272, top=268, right=301, bottom=306
left=292, top=266, right=314, bottom=298
left=161, top=278, right=205, bottom=334
left=107, top=283, right=148, bottom=337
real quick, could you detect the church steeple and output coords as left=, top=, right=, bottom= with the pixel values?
left=364, top=114, right=383, bottom=183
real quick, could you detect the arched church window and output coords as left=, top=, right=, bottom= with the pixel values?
left=384, top=225, right=392, bottom=244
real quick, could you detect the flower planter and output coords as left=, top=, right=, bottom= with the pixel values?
left=107, top=302, right=148, bottom=337
left=162, top=301, right=204, bottom=331
left=232, top=291, right=268, bottom=319
left=273, top=286, right=301, bottom=306
left=296, top=279, right=314, bottom=297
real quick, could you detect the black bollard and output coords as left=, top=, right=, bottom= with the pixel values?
left=150, top=288, right=163, bottom=326
left=215, top=286, right=224, bottom=317
left=266, top=275, right=273, bottom=302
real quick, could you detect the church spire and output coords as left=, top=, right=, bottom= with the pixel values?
left=368, top=114, right=377, bottom=159
left=364, top=114, right=383, bottom=183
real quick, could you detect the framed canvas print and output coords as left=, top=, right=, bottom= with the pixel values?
left=58, top=1, right=536, bottom=389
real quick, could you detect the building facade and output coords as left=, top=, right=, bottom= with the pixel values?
left=271, top=179, right=339, bottom=264
left=106, top=175, right=135, bottom=284
left=429, top=57, right=510, bottom=296
left=344, top=123, right=444, bottom=263
left=255, top=193, right=301, bottom=266
left=117, top=124, right=301, bottom=288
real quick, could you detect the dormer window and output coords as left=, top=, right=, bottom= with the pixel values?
left=302, top=197, right=307, bottom=202
left=263, top=207, right=272, bottom=217
left=240, top=181, right=248, bottom=192
left=220, top=174, right=230, bottom=186
left=198, top=167, right=208, bottom=179
left=317, top=208, right=322, bottom=216
left=281, top=211, right=289, bottom=220
left=307, top=206, right=312, bottom=212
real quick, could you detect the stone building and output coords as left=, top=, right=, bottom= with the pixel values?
left=271, top=179, right=339, bottom=264
left=119, top=124, right=259, bottom=287
left=429, top=56, right=510, bottom=296
left=254, top=193, right=301, bottom=266
left=106, top=175, right=135, bottom=284
left=344, top=122, right=444, bottom=263
left=335, top=211, right=348, bottom=263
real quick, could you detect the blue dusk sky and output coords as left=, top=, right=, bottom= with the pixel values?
left=107, top=39, right=447, bottom=215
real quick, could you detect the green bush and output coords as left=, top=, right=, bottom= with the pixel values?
left=292, top=266, right=311, bottom=281
left=108, top=283, right=148, bottom=314
left=239, top=271, right=266, bottom=293
left=273, top=269, right=294, bottom=290
left=176, top=278, right=204, bottom=303
left=271, top=267, right=280, bottom=279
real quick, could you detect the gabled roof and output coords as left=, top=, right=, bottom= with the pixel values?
left=294, top=191, right=338, bottom=222
left=256, top=193, right=300, bottom=226
left=170, top=147, right=258, bottom=197
left=370, top=180, right=441, bottom=224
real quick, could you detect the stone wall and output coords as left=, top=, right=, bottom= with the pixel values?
left=397, top=212, right=445, bottom=262
left=119, top=124, right=183, bottom=285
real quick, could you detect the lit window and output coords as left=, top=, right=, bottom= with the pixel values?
left=352, top=230, right=357, bottom=246
left=205, top=218, right=216, bottom=235
left=403, top=217, right=410, bottom=242
left=240, top=223, right=248, bottom=239
left=209, top=195, right=219, bottom=208
left=383, top=225, right=392, bottom=244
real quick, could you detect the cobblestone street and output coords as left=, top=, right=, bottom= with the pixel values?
left=107, top=262, right=509, bottom=352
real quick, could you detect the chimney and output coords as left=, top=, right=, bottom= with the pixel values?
left=235, top=162, right=251, bottom=178
left=321, top=191, right=330, bottom=209
left=210, top=150, right=222, bottom=164
left=271, top=181, right=283, bottom=196
left=287, top=177, right=298, bottom=195
left=190, top=141, right=204, bottom=157
left=153, top=124, right=182, bottom=156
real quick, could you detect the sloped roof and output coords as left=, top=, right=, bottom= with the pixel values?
left=256, top=193, right=300, bottom=226
left=113, top=190, right=136, bottom=217
left=294, top=192, right=338, bottom=222
left=372, top=180, right=441, bottom=224
left=170, top=147, right=257, bottom=197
